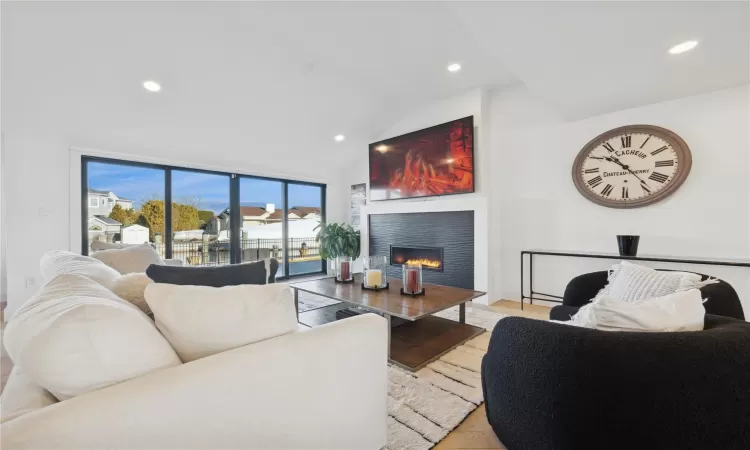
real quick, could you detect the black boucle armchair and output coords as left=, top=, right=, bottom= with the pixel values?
left=549, top=270, right=745, bottom=321
left=481, top=315, right=750, bottom=450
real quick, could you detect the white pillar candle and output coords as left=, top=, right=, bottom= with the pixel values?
left=365, top=269, right=383, bottom=288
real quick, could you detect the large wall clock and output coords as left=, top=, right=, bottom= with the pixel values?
left=572, top=125, right=692, bottom=208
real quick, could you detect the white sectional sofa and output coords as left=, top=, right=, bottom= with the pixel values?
left=1, top=251, right=388, bottom=449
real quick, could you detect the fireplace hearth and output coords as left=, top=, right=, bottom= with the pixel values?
left=390, top=245, right=444, bottom=272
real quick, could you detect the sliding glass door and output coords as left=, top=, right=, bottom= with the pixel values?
left=81, top=156, right=326, bottom=280
left=287, top=183, right=325, bottom=276
left=239, top=177, right=284, bottom=277
left=83, top=160, right=164, bottom=255
left=170, top=170, right=230, bottom=266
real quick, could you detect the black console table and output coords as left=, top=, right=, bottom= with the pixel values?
left=521, top=250, right=750, bottom=310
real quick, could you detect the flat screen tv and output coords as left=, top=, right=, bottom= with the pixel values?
left=369, top=116, right=474, bottom=201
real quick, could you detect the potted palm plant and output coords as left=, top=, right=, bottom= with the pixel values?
left=315, top=222, right=360, bottom=283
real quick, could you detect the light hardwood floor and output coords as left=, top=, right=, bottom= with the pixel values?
left=433, top=300, right=550, bottom=450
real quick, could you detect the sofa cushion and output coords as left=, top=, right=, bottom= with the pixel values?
left=0, top=367, right=58, bottom=423
left=110, top=272, right=154, bottom=315
left=90, top=241, right=132, bottom=251
left=4, top=274, right=181, bottom=400
left=146, top=260, right=270, bottom=286
left=91, top=243, right=164, bottom=275
left=40, top=251, right=121, bottom=289
left=145, top=283, right=297, bottom=362
left=601, top=261, right=703, bottom=303
left=561, top=289, right=706, bottom=332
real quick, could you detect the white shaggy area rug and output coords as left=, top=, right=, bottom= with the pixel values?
left=386, top=330, right=493, bottom=450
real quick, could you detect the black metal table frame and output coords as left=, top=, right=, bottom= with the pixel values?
left=521, top=250, right=750, bottom=310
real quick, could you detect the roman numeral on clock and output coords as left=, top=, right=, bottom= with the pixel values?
left=651, top=146, right=668, bottom=156
left=622, top=186, right=629, bottom=199
left=601, top=184, right=614, bottom=197
left=584, top=168, right=599, bottom=173
left=640, top=136, right=651, bottom=149
left=620, top=135, right=631, bottom=148
left=587, top=176, right=603, bottom=188
left=602, top=142, right=616, bottom=153
left=649, top=172, right=669, bottom=183
left=655, top=160, right=674, bottom=167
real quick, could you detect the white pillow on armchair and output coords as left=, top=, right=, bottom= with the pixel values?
left=565, top=289, right=706, bottom=332
left=599, top=261, right=707, bottom=303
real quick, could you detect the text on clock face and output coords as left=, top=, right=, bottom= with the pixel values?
left=580, top=133, right=678, bottom=201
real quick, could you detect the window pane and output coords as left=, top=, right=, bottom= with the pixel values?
left=86, top=161, right=164, bottom=255
left=170, top=170, right=230, bottom=266
left=239, top=178, right=284, bottom=277
left=287, top=184, right=323, bottom=276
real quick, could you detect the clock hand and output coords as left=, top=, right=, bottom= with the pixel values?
left=593, top=154, right=653, bottom=191
left=604, top=155, right=651, bottom=187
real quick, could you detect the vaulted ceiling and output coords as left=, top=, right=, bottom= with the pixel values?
left=3, top=1, right=747, bottom=168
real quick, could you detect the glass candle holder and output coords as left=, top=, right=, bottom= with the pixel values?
left=335, top=256, right=353, bottom=282
left=364, top=256, right=388, bottom=289
left=402, top=264, right=423, bottom=295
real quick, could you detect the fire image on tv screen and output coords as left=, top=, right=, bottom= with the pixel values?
left=369, top=116, right=474, bottom=201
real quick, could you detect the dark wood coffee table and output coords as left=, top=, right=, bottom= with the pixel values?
left=290, top=274, right=486, bottom=371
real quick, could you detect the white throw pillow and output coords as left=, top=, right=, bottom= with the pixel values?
left=110, top=272, right=154, bottom=315
left=40, top=250, right=121, bottom=289
left=145, top=282, right=298, bottom=362
left=600, top=261, right=704, bottom=303
left=564, top=289, right=705, bottom=332
left=91, top=243, right=164, bottom=275
left=4, top=274, right=181, bottom=400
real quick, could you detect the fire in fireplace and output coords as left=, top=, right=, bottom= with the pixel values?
left=390, top=245, right=444, bottom=271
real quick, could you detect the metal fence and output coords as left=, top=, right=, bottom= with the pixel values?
left=87, top=236, right=321, bottom=268
left=160, top=237, right=320, bottom=267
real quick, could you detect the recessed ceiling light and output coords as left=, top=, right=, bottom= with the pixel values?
left=668, top=40, right=698, bottom=55
left=447, top=63, right=461, bottom=73
left=143, top=80, right=161, bottom=92
left=334, top=134, right=345, bottom=142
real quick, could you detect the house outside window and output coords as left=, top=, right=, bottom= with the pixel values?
left=89, top=197, right=99, bottom=207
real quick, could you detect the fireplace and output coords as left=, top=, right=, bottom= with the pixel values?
left=390, top=245, right=444, bottom=272
left=370, top=211, right=473, bottom=289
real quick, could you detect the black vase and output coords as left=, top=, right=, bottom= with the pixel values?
left=617, top=235, right=640, bottom=257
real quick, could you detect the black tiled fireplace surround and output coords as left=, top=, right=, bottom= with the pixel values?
left=369, top=210, right=474, bottom=289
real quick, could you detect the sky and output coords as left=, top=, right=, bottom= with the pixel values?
left=88, top=161, right=322, bottom=214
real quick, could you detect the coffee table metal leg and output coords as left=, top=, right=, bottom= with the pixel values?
left=294, top=288, right=299, bottom=321
left=459, top=302, right=466, bottom=324
left=384, top=313, right=391, bottom=358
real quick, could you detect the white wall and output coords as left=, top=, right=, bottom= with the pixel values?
left=346, top=88, right=493, bottom=304
left=1, top=132, right=6, bottom=304
left=490, top=84, right=750, bottom=312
